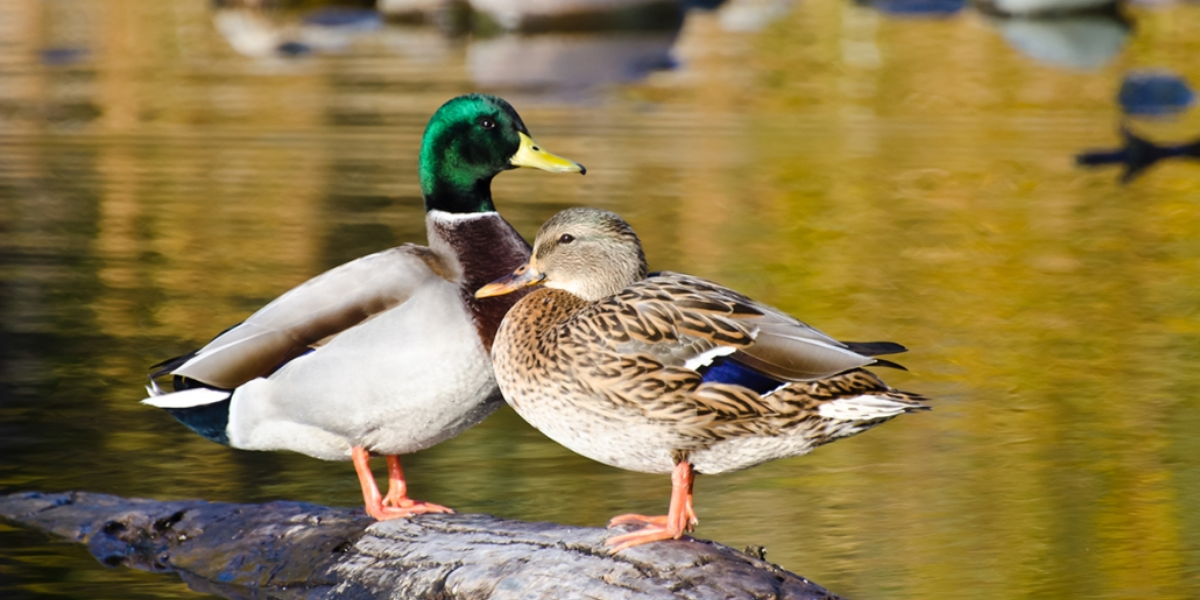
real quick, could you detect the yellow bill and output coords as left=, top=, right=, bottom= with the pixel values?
left=476, top=263, right=546, bottom=299
left=511, top=132, right=586, bottom=174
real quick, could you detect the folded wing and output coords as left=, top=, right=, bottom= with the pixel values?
left=591, top=272, right=901, bottom=384
left=154, top=245, right=451, bottom=389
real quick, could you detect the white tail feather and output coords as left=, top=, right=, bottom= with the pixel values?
left=142, top=388, right=231, bottom=409
left=817, top=395, right=914, bottom=422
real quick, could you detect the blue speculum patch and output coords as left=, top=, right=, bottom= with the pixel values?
left=700, top=357, right=783, bottom=395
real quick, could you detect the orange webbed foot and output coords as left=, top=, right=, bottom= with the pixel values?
left=353, top=448, right=455, bottom=522
left=605, top=508, right=695, bottom=552
left=605, top=461, right=698, bottom=553
left=608, top=509, right=696, bottom=530
left=607, top=522, right=687, bottom=553
left=367, top=499, right=455, bottom=520
left=382, top=491, right=454, bottom=515
left=607, top=513, right=668, bottom=528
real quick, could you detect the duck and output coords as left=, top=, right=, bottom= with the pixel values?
left=476, top=207, right=927, bottom=552
left=143, top=94, right=585, bottom=521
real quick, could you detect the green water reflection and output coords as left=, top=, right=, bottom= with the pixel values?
left=2, top=0, right=1200, bottom=599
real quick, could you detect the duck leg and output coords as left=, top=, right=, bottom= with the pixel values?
left=351, top=447, right=453, bottom=520
left=606, top=461, right=697, bottom=552
left=382, top=454, right=453, bottom=513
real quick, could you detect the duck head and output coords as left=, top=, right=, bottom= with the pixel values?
left=420, top=94, right=585, bottom=215
left=476, top=207, right=648, bottom=302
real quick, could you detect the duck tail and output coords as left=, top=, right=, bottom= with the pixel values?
left=149, top=350, right=199, bottom=380
left=841, top=340, right=906, bottom=356
left=810, top=389, right=926, bottom=442
left=817, top=390, right=929, bottom=422
left=841, top=340, right=909, bottom=371
left=142, top=387, right=233, bottom=445
left=869, top=358, right=908, bottom=371
left=777, top=369, right=928, bottom=442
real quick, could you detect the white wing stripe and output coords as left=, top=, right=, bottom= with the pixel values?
left=683, top=345, right=738, bottom=371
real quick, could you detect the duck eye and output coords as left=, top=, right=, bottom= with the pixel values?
left=478, top=117, right=496, bottom=130
left=558, top=233, right=575, bottom=244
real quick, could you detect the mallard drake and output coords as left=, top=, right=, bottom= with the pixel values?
left=477, top=207, right=927, bottom=552
left=143, top=94, right=584, bottom=520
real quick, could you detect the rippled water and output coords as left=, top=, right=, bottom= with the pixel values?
left=3, top=0, right=1200, bottom=598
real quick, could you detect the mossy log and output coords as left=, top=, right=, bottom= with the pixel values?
left=1, top=491, right=844, bottom=600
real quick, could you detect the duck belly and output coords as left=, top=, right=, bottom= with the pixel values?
left=227, top=282, right=500, bottom=461
left=506, top=391, right=895, bottom=476
left=511, top=399, right=820, bottom=476
left=502, top=389, right=684, bottom=475
left=689, top=435, right=820, bottom=476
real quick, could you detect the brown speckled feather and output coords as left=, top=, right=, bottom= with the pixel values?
left=493, top=284, right=927, bottom=474
left=487, top=207, right=927, bottom=476
left=584, top=272, right=882, bottom=381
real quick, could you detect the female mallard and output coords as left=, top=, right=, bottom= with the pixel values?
left=143, top=94, right=584, bottom=521
left=477, top=207, right=927, bottom=552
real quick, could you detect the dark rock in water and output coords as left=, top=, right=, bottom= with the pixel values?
left=470, top=0, right=685, bottom=33
left=1077, top=126, right=1200, bottom=183
left=379, top=0, right=685, bottom=33
left=1119, top=70, right=1195, bottom=117
left=0, top=491, right=845, bottom=600
left=277, top=40, right=314, bottom=56
left=974, top=0, right=1117, bottom=17
left=303, top=7, right=383, bottom=29
left=681, top=0, right=727, bottom=9
left=858, top=0, right=965, bottom=17
left=40, top=47, right=91, bottom=65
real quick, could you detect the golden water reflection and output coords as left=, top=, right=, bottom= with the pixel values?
left=2, top=0, right=1200, bottom=599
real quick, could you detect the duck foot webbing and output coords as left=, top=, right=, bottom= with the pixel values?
left=352, top=447, right=454, bottom=520
left=606, top=461, right=697, bottom=553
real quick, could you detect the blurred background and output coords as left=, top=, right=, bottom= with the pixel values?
left=1, top=0, right=1199, bottom=598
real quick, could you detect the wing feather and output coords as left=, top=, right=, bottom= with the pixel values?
left=165, top=245, right=450, bottom=388
left=557, top=272, right=909, bottom=445
left=592, top=272, right=883, bottom=381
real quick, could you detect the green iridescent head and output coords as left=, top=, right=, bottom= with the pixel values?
left=419, top=94, right=585, bottom=214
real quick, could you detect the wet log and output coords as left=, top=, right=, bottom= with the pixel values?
left=0, top=491, right=844, bottom=600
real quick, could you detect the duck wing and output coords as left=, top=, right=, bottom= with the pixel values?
left=592, top=272, right=888, bottom=383
left=153, top=245, right=453, bottom=389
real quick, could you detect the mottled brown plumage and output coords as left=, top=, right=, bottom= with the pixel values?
left=478, top=207, right=928, bottom=552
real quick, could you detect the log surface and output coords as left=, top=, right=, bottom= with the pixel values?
left=1, top=491, right=844, bottom=600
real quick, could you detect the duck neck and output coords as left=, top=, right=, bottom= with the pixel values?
left=421, top=175, right=497, bottom=215
left=426, top=211, right=531, bottom=352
